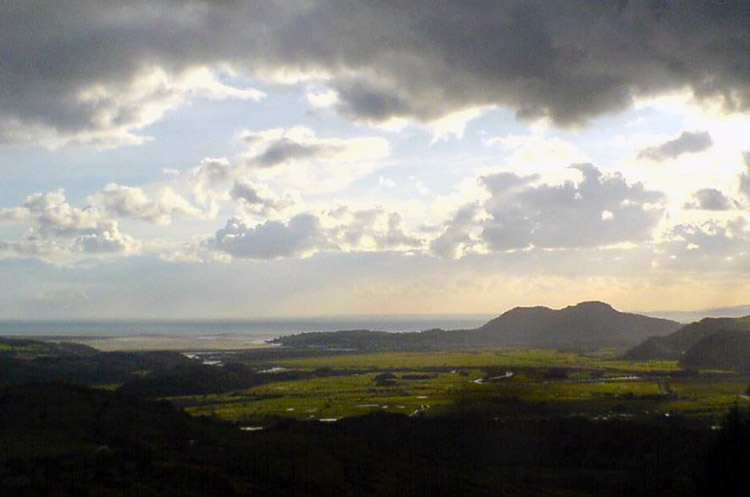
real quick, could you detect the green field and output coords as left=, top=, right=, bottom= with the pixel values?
left=176, top=370, right=485, bottom=420
left=168, top=349, right=750, bottom=424
left=267, top=349, right=681, bottom=371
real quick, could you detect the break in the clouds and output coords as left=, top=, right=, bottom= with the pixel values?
left=3, top=1, right=750, bottom=146
left=637, top=131, right=713, bottom=161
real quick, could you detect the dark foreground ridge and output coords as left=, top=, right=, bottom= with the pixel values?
left=2, top=381, right=746, bottom=496
left=273, top=301, right=681, bottom=351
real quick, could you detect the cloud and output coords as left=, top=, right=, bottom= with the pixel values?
left=740, top=151, right=750, bottom=202
left=0, top=189, right=139, bottom=260
left=190, top=127, right=389, bottom=195
left=199, top=163, right=666, bottom=262
left=683, top=188, right=736, bottom=211
left=229, top=181, right=294, bottom=215
left=637, top=130, right=713, bottom=161
left=88, top=183, right=203, bottom=224
left=210, top=214, right=326, bottom=259
left=205, top=204, right=425, bottom=261
left=4, top=1, right=750, bottom=146
left=240, top=127, right=386, bottom=168
left=429, top=204, right=483, bottom=259
left=429, top=164, right=665, bottom=257
left=190, top=157, right=234, bottom=209
left=251, top=140, right=332, bottom=168
left=73, top=220, right=140, bottom=254
left=305, top=88, right=338, bottom=108
left=0, top=64, right=263, bottom=149
left=483, top=131, right=590, bottom=181
left=656, top=218, right=750, bottom=272
left=334, top=80, right=413, bottom=122
left=326, top=207, right=424, bottom=252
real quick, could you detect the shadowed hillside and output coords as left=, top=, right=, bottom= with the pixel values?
left=0, top=337, right=195, bottom=386
left=625, top=316, right=750, bottom=361
left=680, top=330, right=750, bottom=373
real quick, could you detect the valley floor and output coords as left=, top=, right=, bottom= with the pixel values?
left=168, top=348, right=749, bottom=425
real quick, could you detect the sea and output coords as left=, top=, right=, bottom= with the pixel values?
left=0, top=315, right=494, bottom=343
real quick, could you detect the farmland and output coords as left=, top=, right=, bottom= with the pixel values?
left=169, top=349, right=749, bottom=424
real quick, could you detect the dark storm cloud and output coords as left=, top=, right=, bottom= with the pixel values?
left=2, top=1, right=750, bottom=144
left=637, top=131, right=713, bottom=161
left=683, top=188, right=736, bottom=211
left=333, top=80, right=414, bottom=122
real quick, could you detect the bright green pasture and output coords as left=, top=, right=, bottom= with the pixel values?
left=659, top=377, right=750, bottom=416
left=269, top=349, right=680, bottom=372
left=178, top=370, right=486, bottom=421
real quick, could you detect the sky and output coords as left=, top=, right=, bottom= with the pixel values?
left=1, top=0, right=750, bottom=319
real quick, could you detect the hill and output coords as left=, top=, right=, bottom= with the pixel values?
left=274, top=301, right=681, bottom=351
left=680, top=329, right=750, bottom=372
left=0, top=336, right=195, bottom=386
left=624, top=316, right=750, bottom=361
left=470, top=301, right=679, bottom=348
left=0, top=337, right=97, bottom=358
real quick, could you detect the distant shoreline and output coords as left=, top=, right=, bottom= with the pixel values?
left=17, top=334, right=279, bottom=352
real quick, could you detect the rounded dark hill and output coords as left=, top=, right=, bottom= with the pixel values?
left=473, top=301, right=680, bottom=348
left=625, top=315, right=750, bottom=361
